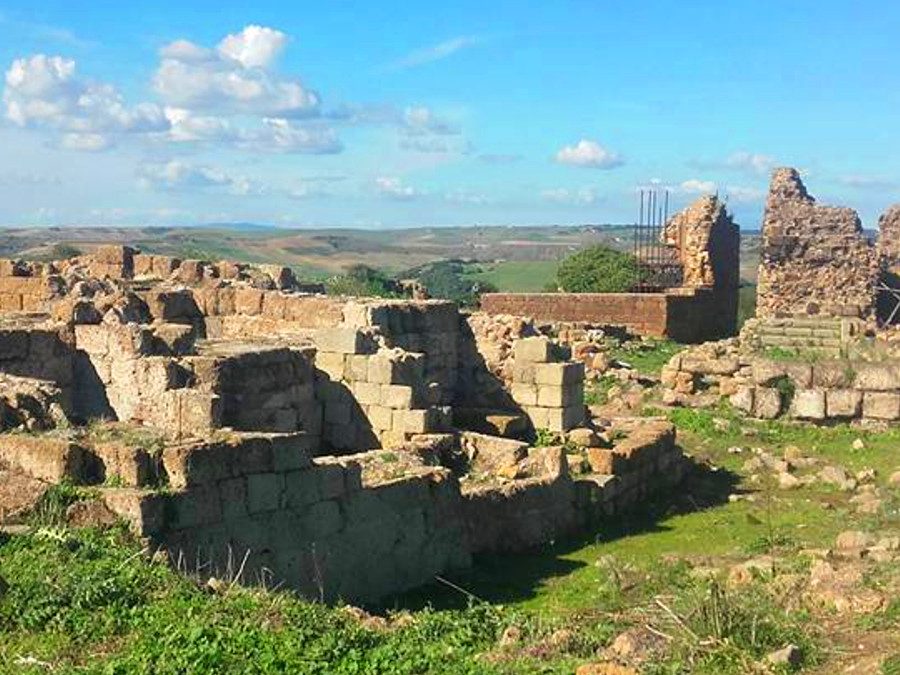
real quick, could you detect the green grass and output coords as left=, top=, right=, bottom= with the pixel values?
left=609, top=338, right=683, bottom=376
left=1, top=528, right=607, bottom=674
left=465, top=261, right=560, bottom=293
left=3, top=401, right=898, bottom=672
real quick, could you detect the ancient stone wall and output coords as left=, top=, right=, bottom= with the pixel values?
left=757, top=168, right=878, bottom=319
left=0, top=419, right=684, bottom=602
left=663, top=342, right=900, bottom=424
left=878, top=205, right=900, bottom=275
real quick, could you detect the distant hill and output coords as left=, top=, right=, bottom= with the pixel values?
left=0, top=223, right=762, bottom=283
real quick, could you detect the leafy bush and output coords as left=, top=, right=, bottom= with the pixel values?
left=325, top=265, right=400, bottom=298
left=555, top=246, right=641, bottom=293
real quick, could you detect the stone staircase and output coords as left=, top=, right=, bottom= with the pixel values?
left=741, top=316, right=864, bottom=358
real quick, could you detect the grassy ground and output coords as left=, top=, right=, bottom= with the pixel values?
left=465, top=260, right=560, bottom=293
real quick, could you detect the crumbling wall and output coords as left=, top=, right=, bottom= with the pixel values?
left=878, top=206, right=900, bottom=274
left=664, top=194, right=740, bottom=290
left=757, top=168, right=878, bottom=319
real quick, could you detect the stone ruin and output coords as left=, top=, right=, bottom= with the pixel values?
left=663, top=194, right=740, bottom=290
left=0, top=245, right=686, bottom=602
left=755, top=167, right=900, bottom=321
left=482, top=193, right=741, bottom=343
left=660, top=168, right=900, bottom=426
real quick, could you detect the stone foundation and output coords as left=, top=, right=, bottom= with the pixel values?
left=1, top=418, right=684, bottom=602
left=0, top=245, right=688, bottom=602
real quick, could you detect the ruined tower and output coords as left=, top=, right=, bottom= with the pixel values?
left=756, top=168, right=878, bottom=319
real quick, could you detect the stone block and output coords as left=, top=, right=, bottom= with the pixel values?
left=853, top=363, right=900, bottom=391
left=283, top=469, right=321, bottom=508
left=316, top=351, right=346, bottom=380
left=753, top=387, right=782, bottom=419
left=314, top=328, right=367, bottom=354
left=392, top=408, right=434, bottom=434
left=825, top=389, right=863, bottom=418
left=368, top=404, right=394, bottom=431
left=863, top=392, right=900, bottom=420
left=728, top=387, right=756, bottom=415
left=345, top=354, right=370, bottom=382
left=812, top=362, right=854, bottom=388
left=380, top=384, right=415, bottom=409
left=509, top=382, right=538, bottom=406
left=247, top=472, right=282, bottom=513
left=751, top=359, right=786, bottom=386
left=514, top=336, right=551, bottom=363
left=219, top=477, right=248, bottom=520
left=536, top=384, right=579, bottom=408
left=352, top=381, right=381, bottom=406
left=533, top=362, right=584, bottom=386
left=301, top=499, right=343, bottom=539
left=791, top=389, right=826, bottom=420
left=234, top=288, right=264, bottom=315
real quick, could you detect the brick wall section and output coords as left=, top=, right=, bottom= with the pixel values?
left=482, top=293, right=669, bottom=336
left=481, top=288, right=736, bottom=343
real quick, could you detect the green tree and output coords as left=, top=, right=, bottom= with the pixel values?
left=555, top=245, right=641, bottom=293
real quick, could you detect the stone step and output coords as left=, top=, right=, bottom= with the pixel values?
left=758, top=317, right=844, bottom=329
left=759, top=335, right=843, bottom=349
left=756, top=325, right=842, bottom=339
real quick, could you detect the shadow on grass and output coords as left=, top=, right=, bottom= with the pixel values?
left=377, top=454, right=740, bottom=613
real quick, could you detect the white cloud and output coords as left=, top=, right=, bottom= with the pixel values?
left=444, top=189, right=489, bottom=205
left=678, top=178, right=764, bottom=203
left=60, top=132, right=112, bottom=151
left=164, top=107, right=237, bottom=142
left=217, top=25, right=287, bottom=69
left=838, top=175, right=898, bottom=190
left=541, top=187, right=601, bottom=206
left=398, top=105, right=467, bottom=154
left=250, top=118, right=342, bottom=154
left=724, top=185, right=765, bottom=203
left=153, top=25, right=319, bottom=118
left=679, top=179, right=717, bottom=194
left=375, top=176, right=421, bottom=200
left=690, top=151, right=777, bottom=175
left=554, top=139, right=623, bottom=169
left=164, top=107, right=341, bottom=153
left=3, top=54, right=168, bottom=150
left=138, top=160, right=236, bottom=190
left=725, top=151, right=776, bottom=174
left=389, top=36, right=480, bottom=69
left=403, top=106, right=457, bottom=136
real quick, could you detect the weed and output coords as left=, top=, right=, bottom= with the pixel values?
left=583, top=375, right=618, bottom=406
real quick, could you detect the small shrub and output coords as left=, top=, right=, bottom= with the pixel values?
left=555, top=245, right=642, bottom=293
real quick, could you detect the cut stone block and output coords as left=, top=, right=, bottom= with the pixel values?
left=825, top=389, right=863, bottom=418
left=514, top=336, right=551, bottom=363
left=863, top=392, right=900, bottom=420
left=791, top=389, right=826, bottom=420
left=533, top=362, right=584, bottom=386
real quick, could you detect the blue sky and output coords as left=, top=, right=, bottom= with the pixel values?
left=0, top=1, right=898, bottom=229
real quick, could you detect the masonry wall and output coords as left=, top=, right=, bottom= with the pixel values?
left=757, top=168, right=878, bottom=319
left=481, top=288, right=735, bottom=343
